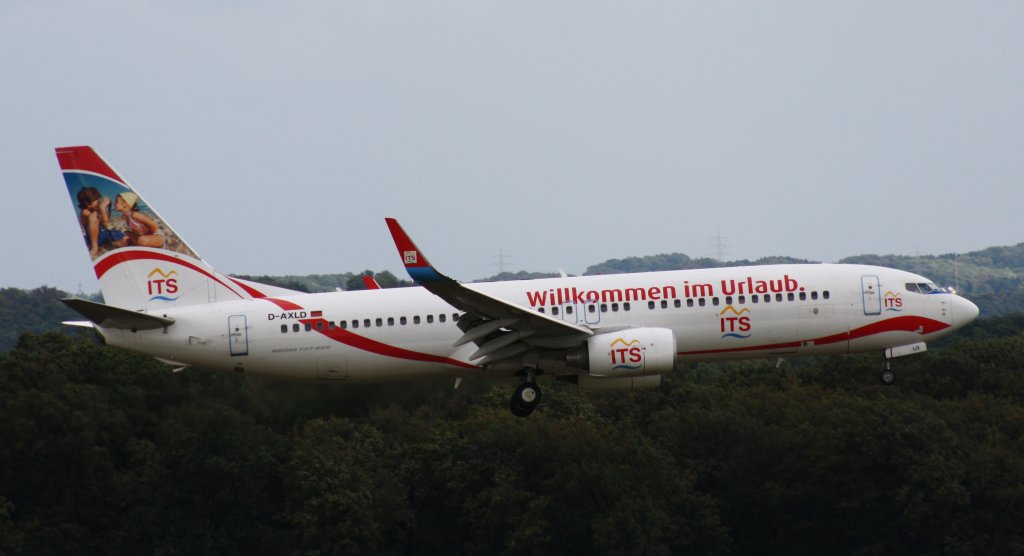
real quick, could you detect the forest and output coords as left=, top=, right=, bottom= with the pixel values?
left=2, top=244, right=1024, bottom=554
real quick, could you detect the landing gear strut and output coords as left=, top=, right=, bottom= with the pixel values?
left=509, top=373, right=542, bottom=417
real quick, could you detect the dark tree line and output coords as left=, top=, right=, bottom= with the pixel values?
left=2, top=318, right=1024, bottom=555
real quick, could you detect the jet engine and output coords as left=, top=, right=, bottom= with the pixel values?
left=566, top=327, right=677, bottom=378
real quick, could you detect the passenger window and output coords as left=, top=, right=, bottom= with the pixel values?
left=712, top=297, right=720, bottom=306
left=352, top=320, right=359, bottom=328
left=788, top=293, right=795, bottom=301
left=764, top=295, right=771, bottom=303
left=293, top=323, right=300, bottom=332
left=698, top=298, right=706, bottom=307
left=414, top=316, right=421, bottom=324
left=552, top=307, right=559, bottom=315
left=648, top=301, right=656, bottom=310
left=280, top=324, right=287, bottom=333
left=427, top=315, right=434, bottom=323
left=305, top=323, right=312, bottom=332
left=623, top=302, right=630, bottom=311
left=612, top=303, right=619, bottom=312
left=316, top=322, right=324, bottom=331
left=363, top=319, right=371, bottom=328
left=601, top=304, right=608, bottom=313
left=387, top=317, right=395, bottom=326
left=329, top=321, right=336, bottom=330
left=725, top=296, right=733, bottom=305
left=661, top=300, right=668, bottom=309
left=400, top=317, right=407, bottom=325
left=375, top=318, right=383, bottom=327
left=453, top=313, right=459, bottom=321
left=738, top=295, right=746, bottom=304
left=589, top=305, right=596, bottom=313
left=823, top=291, right=830, bottom=300
left=439, top=314, right=447, bottom=322
left=776, top=293, right=783, bottom=302
left=799, top=292, right=806, bottom=301
left=566, top=306, right=573, bottom=314
left=811, top=291, right=818, bottom=300
left=674, top=299, right=681, bottom=308
left=687, top=299, right=694, bottom=307
left=538, top=307, right=545, bottom=314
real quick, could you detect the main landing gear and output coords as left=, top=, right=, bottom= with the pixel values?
left=509, top=373, right=542, bottom=417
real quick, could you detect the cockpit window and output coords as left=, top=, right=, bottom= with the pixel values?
left=907, top=282, right=943, bottom=294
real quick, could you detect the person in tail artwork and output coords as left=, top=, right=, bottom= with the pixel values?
left=77, top=186, right=126, bottom=258
left=114, top=191, right=165, bottom=248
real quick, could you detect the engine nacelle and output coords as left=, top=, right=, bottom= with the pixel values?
left=568, top=327, right=677, bottom=378
left=577, top=374, right=662, bottom=392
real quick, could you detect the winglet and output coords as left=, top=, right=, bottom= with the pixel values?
left=385, top=218, right=446, bottom=282
left=361, top=273, right=382, bottom=290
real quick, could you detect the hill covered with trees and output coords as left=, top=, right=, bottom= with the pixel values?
left=3, top=244, right=1023, bottom=552
left=1, top=324, right=1023, bottom=554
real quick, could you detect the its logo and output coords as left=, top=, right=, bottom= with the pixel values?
left=147, top=268, right=180, bottom=302
left=404, top=251, right=418, bottom=264
left=720, top=306, right=751, bottom=339
left=884, top=291, right=903, bottom=311
left=610, top=337, right=643, bottom=369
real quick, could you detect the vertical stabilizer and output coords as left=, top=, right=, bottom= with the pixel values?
left=56, top=146, right=282, bottom=309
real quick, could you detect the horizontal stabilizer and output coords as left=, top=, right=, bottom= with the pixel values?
left=61, top=298, right=175, bottom=330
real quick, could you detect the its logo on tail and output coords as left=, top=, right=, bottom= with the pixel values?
left=147, top=268, right=180, bottom=302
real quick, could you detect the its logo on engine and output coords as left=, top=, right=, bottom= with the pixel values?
left=884, top=291, right=903, bottom=311
left=609, top=337, right=643, bottom=370
left=147, top=268, right=180, bottom=302
left=720, top=306, right=751, bottom=339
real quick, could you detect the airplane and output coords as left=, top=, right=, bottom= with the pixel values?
left=56, top=146, right=980, bottom=416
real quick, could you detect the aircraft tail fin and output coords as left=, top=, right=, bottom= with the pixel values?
left=56, top=146, right=297, bottom=310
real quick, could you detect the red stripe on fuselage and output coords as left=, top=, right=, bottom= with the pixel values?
left=263, top=297, right=304, bottom=311
left=302, top=318, right=477, bottom=369
left=678, top=315, right=949, bottom=356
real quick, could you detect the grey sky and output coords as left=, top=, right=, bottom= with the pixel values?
left=4, top=1, right=1022, bottom=293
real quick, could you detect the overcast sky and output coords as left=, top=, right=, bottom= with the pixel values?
left=3, top=1, right=1022, bottom=293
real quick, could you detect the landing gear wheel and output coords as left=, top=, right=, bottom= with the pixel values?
left=509, top=381, right=542, bottom=417
left=880, top=369, right=896, bottom=385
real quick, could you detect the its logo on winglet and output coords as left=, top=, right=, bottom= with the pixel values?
left=147, top=268, right=180, bottom=302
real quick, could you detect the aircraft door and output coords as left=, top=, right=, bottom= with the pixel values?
left=228, top=314, right=249, bottom=356
left=583, top=302, right=601, bottom=325
left=861, top=275, right=881, bottom=316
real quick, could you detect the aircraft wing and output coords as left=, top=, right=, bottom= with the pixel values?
left=385, top=218, right=592, bottom=365
left=61, top=298, right=175, bottom=330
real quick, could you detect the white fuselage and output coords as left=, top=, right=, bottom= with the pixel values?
left=97, top=263, right=977, bottom=382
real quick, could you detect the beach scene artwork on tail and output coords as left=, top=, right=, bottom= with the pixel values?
left=58, top=147, right=197, bottom=262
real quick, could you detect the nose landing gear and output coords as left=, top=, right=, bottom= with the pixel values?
left=880, top=357, right=895, bottom=385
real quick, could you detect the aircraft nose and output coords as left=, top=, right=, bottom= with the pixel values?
left=951, top=295, right=980, bottom=329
